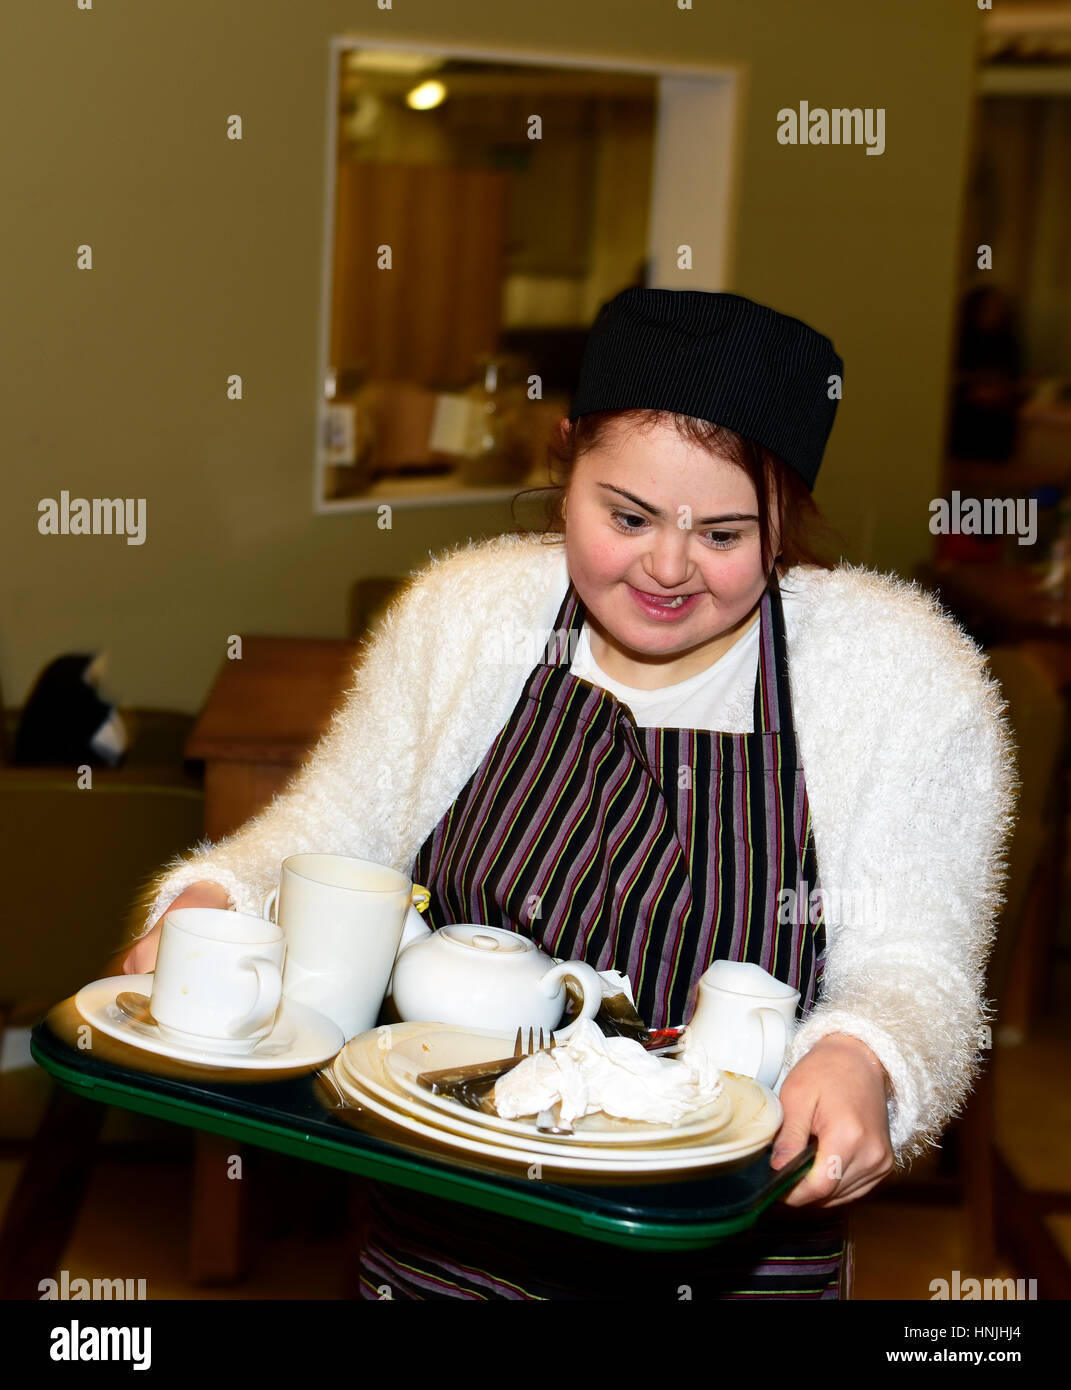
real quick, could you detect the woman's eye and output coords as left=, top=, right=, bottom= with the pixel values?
left=609, top=508, right=647, bottom=532
left=609, top=510, right=741, bottom=548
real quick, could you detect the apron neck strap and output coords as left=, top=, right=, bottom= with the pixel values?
left=752, top=572, right=794, bottom=734
left=541, top=585, right=585, bottom=666
left=543, top=575, right=797, bottom=736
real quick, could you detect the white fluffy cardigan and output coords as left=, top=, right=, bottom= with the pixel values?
left=137, top=532, right=1016, bottom=1164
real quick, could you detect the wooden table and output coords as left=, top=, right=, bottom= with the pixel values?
left=186, top=636, right=362, bottom=840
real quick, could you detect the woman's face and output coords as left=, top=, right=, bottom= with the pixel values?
left=563, top=417, right=776, bottom=686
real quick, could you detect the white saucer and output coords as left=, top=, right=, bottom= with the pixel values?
left=74, top=974, right=345, bottom=1070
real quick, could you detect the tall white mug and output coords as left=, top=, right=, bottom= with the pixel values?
left=684, top=960, right=800, bottom=1093
left=263, top=853, right=429, bottom=1041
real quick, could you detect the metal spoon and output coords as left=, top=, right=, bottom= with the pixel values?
left=316, top=1065, right=350, bottom=1109
left=115, top=991, right=155, bottom=1025
left=536, top=1108, right=573, bottom=1136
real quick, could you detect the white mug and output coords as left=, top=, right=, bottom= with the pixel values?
left=150, top=907, right=286, bottom=1054
left=263, top=853, right=430, bottom=1041
left=684, top=960, right=800, bottom=1092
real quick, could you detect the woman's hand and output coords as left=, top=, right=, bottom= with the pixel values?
left=769, top=1032, right=894, bottom=1208
left=117, top=881, right=233, bottom=975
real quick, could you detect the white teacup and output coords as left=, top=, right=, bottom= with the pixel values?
left=150, top=908, right=286, bottom=1054
left=684, top=960, right=800, bottom=1093
left=263, top=853, right=429, bottom=1041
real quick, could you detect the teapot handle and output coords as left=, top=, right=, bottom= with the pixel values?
left=539, top=961, right=603, bottom=1042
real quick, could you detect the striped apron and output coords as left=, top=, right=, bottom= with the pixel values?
left=359, top=574, right=851, bottom=1299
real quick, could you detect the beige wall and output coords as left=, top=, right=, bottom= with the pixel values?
left=1, top=1, right=980, bottom=711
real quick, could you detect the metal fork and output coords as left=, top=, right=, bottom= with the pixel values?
left=417, top=1026, right=550, bottom=1104
left=442, top=1027, right=549, bottom=1111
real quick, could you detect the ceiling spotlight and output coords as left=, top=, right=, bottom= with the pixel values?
left=406, top=80, right=447, bottom=111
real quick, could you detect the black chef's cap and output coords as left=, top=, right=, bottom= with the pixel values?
left=567, top=289, right=843, bottom=490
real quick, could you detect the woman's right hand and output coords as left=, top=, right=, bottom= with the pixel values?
left=119, top=880, right=233, bottom=974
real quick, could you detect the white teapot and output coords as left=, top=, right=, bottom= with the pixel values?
left=389, top=913, right=604, bottom=1040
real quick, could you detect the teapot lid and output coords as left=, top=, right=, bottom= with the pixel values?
left=441, top=924, right=533, bottom=956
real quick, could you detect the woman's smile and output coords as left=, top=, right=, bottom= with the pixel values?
left=626, top=584, right=705, bottom=621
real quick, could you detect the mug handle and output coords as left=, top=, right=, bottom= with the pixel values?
left=541, top=961, right=603, bottom=1042
left=395, top=884, right=432, bottom=955
left=262, top=885, right=279, bottom=924
left=229, top=956, right=283, bottom=1037
left=754, top=1007, right=788, bottom=1090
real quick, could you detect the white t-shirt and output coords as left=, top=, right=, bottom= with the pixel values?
left=569, top=590, right=794, bottom=731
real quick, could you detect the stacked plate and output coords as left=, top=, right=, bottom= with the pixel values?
left=328, top=1022, right=782, bottom=1176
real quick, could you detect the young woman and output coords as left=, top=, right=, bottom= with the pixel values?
left=124, top=289, right=1014, bottom=1298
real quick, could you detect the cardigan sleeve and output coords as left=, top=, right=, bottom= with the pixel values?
left=782, top=574, right=1017, bottom=1165
left=127, top=570, right=446, bottom=940
left=126, top=532, right=561, bottom=944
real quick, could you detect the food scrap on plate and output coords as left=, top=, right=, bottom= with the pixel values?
left=493, top=1017, right=723, bottom=1127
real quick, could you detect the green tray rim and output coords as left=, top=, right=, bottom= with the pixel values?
left=31, top=1036, right=813, bottom=1252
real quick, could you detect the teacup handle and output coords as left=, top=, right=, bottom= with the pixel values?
left=263, top=886, right=279, bottom=924
left=410, top=884, right=431, bottom=914
left=753, top=1007, right=788, bottom=1090
left=540, top=961, right=603, bottom=1042
left=229, top=956, right=283, bottom=1038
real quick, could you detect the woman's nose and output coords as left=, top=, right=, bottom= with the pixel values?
left=642, top=530, right=693, bottom=590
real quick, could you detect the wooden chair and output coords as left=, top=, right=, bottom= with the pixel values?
left=885, top=643, right=1071, bottom=1295
left=0, top=704, right=204, bottom=1297
left=960, top=643, right=1071, bottom=1294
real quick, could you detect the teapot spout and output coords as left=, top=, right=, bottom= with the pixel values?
left=396, top=900, right=432, bottom=956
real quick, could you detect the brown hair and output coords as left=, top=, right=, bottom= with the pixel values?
left=517, top=409, right=838, bottom=579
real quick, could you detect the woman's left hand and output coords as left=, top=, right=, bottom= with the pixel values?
left=769, top=1032, right=895, bottom=1208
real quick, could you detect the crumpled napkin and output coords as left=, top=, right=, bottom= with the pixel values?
left=493, top=1018, right=724, bottom=1127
